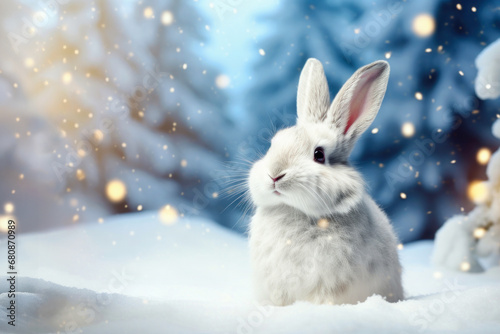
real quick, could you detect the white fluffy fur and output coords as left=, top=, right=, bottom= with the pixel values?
left=248, top=59, right=403, bottom=306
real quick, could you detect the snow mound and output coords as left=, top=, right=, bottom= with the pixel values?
left=1, top=212, right=500, bottom=333
left=475, top=38, right=500, bottom=100
left=433, top=124, right=500, bottom=271
left=493, top=119, right=500, bottom=139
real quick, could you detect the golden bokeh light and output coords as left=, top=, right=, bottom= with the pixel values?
left=76, top=169, right=86, bottom=181
left=402, top=122, right=415, bottom=138
left=94, top=129, right=104, bottom=142
left=473, top=227, right=486, bottom=239
left=476, top=148, right=491, bottom=165
left=412, top=14, right=435, bottom=37
left=161, top=11, right=174, bottom=25
left=414, top=92, right=423, bottom=100
left=144, top=7, right=154, bottom=19
left=159, top=205, right=178, bottom=225
left=106, top=179, right=127, bottom=203
left=467, top=180, right=489, bottom=204
left=4, top=202, right=14, bottom=214
left=317, top=218, right=329, bottom=229
left=0, top=215, right=15, bottom=233
left=460, top=261, right=470, bottom=272
left=77, top=148, right=87, bottom=157
left=62, top=72, right=73, bottom=84
left=24, top=58, right=35, bottom=68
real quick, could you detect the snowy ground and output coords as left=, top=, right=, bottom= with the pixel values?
left=1, top=212, right=500, bottom=333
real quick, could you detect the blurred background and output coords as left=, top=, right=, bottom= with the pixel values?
left=0, top=0, right=499, bottom=243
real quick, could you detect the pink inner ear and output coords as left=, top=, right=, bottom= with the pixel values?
left=344, top=69, right=381, bottom=134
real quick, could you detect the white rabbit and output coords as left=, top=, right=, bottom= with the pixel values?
left=248, top=59, right=403, bottom=306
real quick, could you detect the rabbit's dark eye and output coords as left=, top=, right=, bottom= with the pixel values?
left=314, top=147, right=325, bottom=164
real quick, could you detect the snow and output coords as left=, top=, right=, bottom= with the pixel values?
left=1, top=213, right=500, bottom=333
left=475, top=38, right=500, bottom=100
left=431, top=215, right=483, bottom=273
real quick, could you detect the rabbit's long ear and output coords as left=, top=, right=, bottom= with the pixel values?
left=328, top=61, right=389, bottom=143
left=296, top=58, right=330, bottom=124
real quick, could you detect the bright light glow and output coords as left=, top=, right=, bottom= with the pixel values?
left=94, top=129, right=104, bottom=142
left=259, top=49, right=266, bottom=56
left=0, top=215, right=15, bottom=233
left=467, top=181, right=489, bottom=204
left=4, top=202, right=14, bottom=214
left=159, top=205, right=178, bottom=225
left=412, top=14, right=435, bottom=37
left=62, top=72, right=73, bottom=84
left=473, top=227, right=486, bottom=239
left=144, top=7, right=154, bottom=19
left=415, top=92, right=423, bottom=100
left=402, top=122, right=415, bottom=137
left=24, top=58, right=34, bottom=68
left=76, top=169, right=86, bottom=181
left=317, top=218, right=329, bottom=229
left=215, top=74, right=230, bottom=89
left=106, top=179, right=127, bottom=203
left=460, top=261, right=470, bottom=272
left=476, top=148, right=491, bottom=165
left=161, top=11, right=174, bottom=25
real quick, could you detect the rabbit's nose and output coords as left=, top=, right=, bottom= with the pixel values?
left=270, top=174, right=286, bottom=183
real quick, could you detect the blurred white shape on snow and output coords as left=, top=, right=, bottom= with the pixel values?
left=434, top=39, right=500, bottom=272
left=475, top=38, right=500, bottom=100
left=433, top=119, right=500, bottom=272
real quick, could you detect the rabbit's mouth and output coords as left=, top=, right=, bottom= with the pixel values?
left=273, top=190, right=281, bottom=196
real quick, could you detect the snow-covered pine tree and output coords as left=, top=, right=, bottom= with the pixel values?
left=247, top=0, right=500, bottom=242
left=0, top=0, right=233, bottom=232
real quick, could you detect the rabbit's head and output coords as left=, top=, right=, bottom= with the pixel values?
left=249, top=59, right=389, bottom=217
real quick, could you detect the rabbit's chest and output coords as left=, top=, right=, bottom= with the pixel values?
left=249, top=211, right=361, bottom=277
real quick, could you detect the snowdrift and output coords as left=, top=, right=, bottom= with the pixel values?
left=1, top=212, right=500, bottom=333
